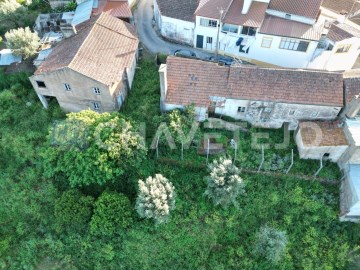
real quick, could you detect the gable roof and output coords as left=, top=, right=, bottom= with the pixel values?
left=34, top=13, right=138, bottom=86
left=268, top=0, right=322, bottom=19
left=156, top=0, right=199, bottom=22
left=195, top=0, right=232, bottom=19
left=165, top=56, right=343, bottom=107
left=223, top=0, right=268, bottom=28
left=327, top=22, right=360, bottom=42
left=344, top=70, right=360, bottom=104
left=259, top=15, right=322, bottom=40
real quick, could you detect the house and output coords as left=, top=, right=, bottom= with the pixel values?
left=154, top=0, right=360, bottom=70
left=29, top=13, right=139, bottom=113
left=159, top=56, right=344, bottom=129
left=154, top=0, right=198, bottom=45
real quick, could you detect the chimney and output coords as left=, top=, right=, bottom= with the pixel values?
left=242, top=0, right=253, bottom=14
left=159, top=64, right=168, bottom=112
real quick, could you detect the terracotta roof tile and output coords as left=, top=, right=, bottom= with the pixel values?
left=35, top=13, right=138, bottom=86
left=299, top=121, right=349, bottom=146
left=195, top=0, right=232, bottom=19
left=268, top=0, right=322, bottom=19
left=223, top=0, right=267, bottom=27
left=165, top=56, right=344, bottom=107
left=344, top=70, right=360, bottom=104
left=259, top=15, right=322, bottom=40
left=103, top=1, right=132, bottom=18
left=156, top=0, right=199, bottom=22
left=322, top=0, right=360, bottom=15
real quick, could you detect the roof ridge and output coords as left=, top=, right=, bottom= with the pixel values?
left=68, top=18, right=97, bottom=69
left=96, top=16, right=138, bottom=41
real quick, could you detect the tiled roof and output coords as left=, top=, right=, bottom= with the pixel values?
left=35, top=13, right=138, bottom=86
left=104, top=1, right=132, bottom=18
left=299, top=121, right=349, bottom=147
left=344, top=70, right=360, bottom=104
left=327, top=22, right=360, bottom=42
left=268, top=0, right=322, bottom=19
left=195, top=0, right=232, bottom=19
left=165, top=57, right=343, bottom=107
left=156, top=0, right=199, bottom=22
left=259, top=15, right=322, bottom=41
left=322, top=0, right=360, bottom=15
left=223, top=0, right=268, bottom=28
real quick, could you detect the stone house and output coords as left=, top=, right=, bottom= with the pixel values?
left=159, top=56, right=344, bottom=129
left=29, top=13, right=139, bottom=113
left=154, top=0, right=360, bottom=70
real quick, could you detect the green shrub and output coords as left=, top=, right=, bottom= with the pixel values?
left=90, top=191, right=133, bottom=236
left=54, top=189, right=94, bottom=233
left=254, top=225, right=288, bottom=264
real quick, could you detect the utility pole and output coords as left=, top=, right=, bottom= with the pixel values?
left=215, top=8, right=224, bottom=56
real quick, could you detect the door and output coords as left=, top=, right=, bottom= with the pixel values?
left=196, top=35, right=204, bottom=48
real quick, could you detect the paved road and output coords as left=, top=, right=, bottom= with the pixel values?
left=133, top=0, right=212, bottom=58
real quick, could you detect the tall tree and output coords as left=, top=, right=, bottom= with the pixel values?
left=43, top=110, right=147, bottom=187
left=5, top=27, right=39, bottom=59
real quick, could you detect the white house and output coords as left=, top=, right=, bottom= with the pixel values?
left=159, top=57, right=344, bottom=129
left=154, top=0, right=360, bottom=71
left=153, top=0, right=198, bottom=45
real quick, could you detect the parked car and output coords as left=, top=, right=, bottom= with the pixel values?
left=207, top=55, right=237, bottom=66
left=170, top=49, right=198, bottom=59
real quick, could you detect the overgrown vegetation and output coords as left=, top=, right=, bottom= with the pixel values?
left=0, top=59, right=360, bottom=269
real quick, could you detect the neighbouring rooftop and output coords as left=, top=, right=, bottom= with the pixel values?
left=268, top=0, right=322, bottom=19
left=34, top=13, right=138, bottom=86
left=165, top=57, right=344, bottom=107
left=299, top=121, right=349, bottom=147
left=327, top=22, right=360, bottom=42
left=157, top=0, right=199, bottom=22
left=259, top=14, right=322, bottom=41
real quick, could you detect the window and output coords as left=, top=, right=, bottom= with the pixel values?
left=336, top=44, right=351, bottom=53
left=206, top=37, right=213, bottom=44
left=64, top=83, right=71, bottom=91
left=285, top=14, right=291, bottom=19
left=222, top=23, right=238, bottom=33
left=279, top=38, right=309, bottom=52
left=323, top=153, right=330, bottom=158
left=239, top=45, right=249, bottom=54
left=93, top=102, right=100, bottom=110
left=289, top=110, right=295, bottom=115
left=200, top=18, right=217, bottom=27
left=36, top=80, right=46, bottom=88
left=93, top=87, right=101, bottom=95
left=241, top=26, right=257, bottom=36
left=261, top=37, right=272, bottom=48
left=237, top=107, right=246, bottom=113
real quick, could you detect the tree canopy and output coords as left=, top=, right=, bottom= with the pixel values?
left=5, top=27, right=39, bottom=59
left=43, top=110, right=147, bottom=187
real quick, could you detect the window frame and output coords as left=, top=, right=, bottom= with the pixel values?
left=237, top=106, right=246, bottom=113
left=206, top=37, right=213, bottom=44
left=279, top=38, right=309, bottom=52
left=200, top=18, right=218, bottom=28
left=222, top=23, right=239, bottom=34
left=93, top=102, right=100, bottom=110
left=241, top=26, right=257, bottom=36
left=93, top=87, right=101, bottom=95
left=64, top=83, right=71, bottom=91
left=335, top=44, right=351, bottom=53
left=36, top=80, right=46, bottom=88
left=261, top=37, right=273, bottom=48
left=239, top=44, right=249, bottom=54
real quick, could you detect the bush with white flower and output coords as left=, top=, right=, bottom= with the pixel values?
left=205, top=158, right=245, bottom=207
left=136, top=174, right=176, bottom=224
